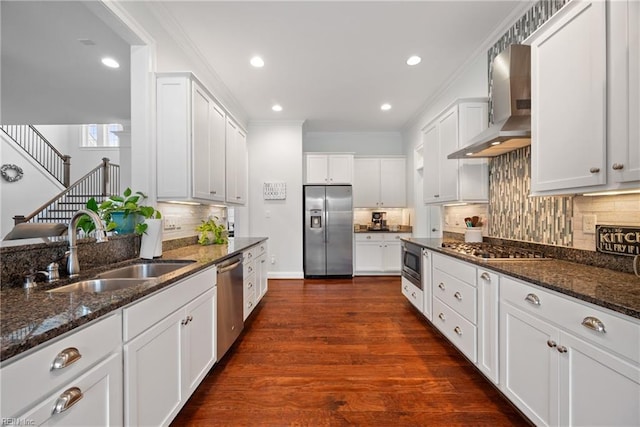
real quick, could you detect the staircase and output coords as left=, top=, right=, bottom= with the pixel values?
left=0, top=125, right=71, bottom=187
left=13, top=158, right=120, bottom=225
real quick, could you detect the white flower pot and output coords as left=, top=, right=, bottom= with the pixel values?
left=140, top=218, right=163, bottom=259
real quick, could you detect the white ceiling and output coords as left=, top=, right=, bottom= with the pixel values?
left=1, top=1, right=527, bottom=132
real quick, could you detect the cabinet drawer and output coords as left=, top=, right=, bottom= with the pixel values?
left=244, top=288, right=256, bottom=320
left=433, top=298, right=477, bottom=363
left=244, top=272, right=256, bottom=300
left=123, top=267, right=215, bottom=341
left=501, top=276, right=640, bottom=363
left=401, top=277, right=424, bottom=312
left=355, top=233, right=380, bottom=242
left=1, top=313, right=121, bottom=418
left=253, top=242, right=267, bottom=257
left=433, top=253, right=477, bottom=285
left=244, top=259, right=256, bottom=277
left=433, top=269, right=477, bottom=323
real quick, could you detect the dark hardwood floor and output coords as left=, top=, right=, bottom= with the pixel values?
left=171, top=277, right=529, bottom=426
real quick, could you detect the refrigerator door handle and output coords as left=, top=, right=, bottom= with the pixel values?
left=324, top=197, right=328, bottom=244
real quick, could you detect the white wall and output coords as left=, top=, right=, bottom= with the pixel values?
left=402, top=53, right=489, bottom=237
left=304, top=132, right=403, bottom=155
left=0, top=134, right=64, bottom=237
left=247, top=121, right=304, bottom=278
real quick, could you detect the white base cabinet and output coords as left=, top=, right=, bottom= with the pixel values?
left=243, top=242, right=268, bottom=320
left=500, top=276, right=640, bottom=427
left=401, top=277, right=423, bottom=313
left=123, top=267, right=217, bottom=427
left=354, top=233, right=407, bottom=275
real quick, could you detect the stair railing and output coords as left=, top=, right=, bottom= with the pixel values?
left=0, top=125, right=71, bottom=186
left=13, top=158, right=120, bottom=225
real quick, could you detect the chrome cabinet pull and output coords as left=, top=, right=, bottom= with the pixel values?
left=248, top=282, right=253, bottom=289
left=547, top=340, right=557, bottom=348
left=434, top=194, right=440, bottom=198
left=181, top=315, right=193, bottom=326
left=411, top=292, right=417, bottom=299
left=403, top=285, right=408, bottom=291
left=248, top=301, right=253, bottom=309
left=480, top=272, right=491, bottom=282
left=438, top=313, right=445, bottom=321
left=438, top=283, right=445, bottom=291
left=51, top=347, right=82, bottom=371
left=454, top=292, right=462, bottom=301
left=366, top=236, right=372, bottom=240
left=581, top=316, right=606, bottom=333
left=589, top=167, right=600, bottom=173
left=52, top=387, right=83, bottom=415
left=525, top=293, right=541, bottom=306
left=454, top=326, right=462, bottom=336
left=210, top=191, right=217, bottom=194
left=557, top=346, right=568, bottom=353
left=612, top=163, right=624, bottom=170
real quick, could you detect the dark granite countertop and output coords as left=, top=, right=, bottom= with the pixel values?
left=404, top=238, right=640, bottom=320
left=0, top=237, right=267, bottom=362
left=354, top=230, right=412, bottom=233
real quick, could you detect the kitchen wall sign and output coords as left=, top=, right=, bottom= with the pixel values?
left=263, top=182, right=286, bottom=200
left=596, top=225, right=640, bottom=256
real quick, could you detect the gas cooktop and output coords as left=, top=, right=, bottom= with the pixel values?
left=440, top=242, right=549, bottom=261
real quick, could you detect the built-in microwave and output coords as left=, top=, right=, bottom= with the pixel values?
left=401, top=241, right=422, bottom=289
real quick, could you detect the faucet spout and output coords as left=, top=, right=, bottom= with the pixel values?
left=67, top=209, right=108, bottom=278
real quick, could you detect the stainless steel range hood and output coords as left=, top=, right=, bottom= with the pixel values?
left=448, top=44, right=531, bottom=159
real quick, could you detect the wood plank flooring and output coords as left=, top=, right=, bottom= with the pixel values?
left=171, top=277, right=530, bottom=426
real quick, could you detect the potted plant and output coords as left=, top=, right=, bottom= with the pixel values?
left=78, top=187, right=161, bottom=235
left=196, top=217, right=228, bottom=245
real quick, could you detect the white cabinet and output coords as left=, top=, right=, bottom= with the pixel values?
left=243, top=242, right=268, bottom=320
left=529, top=0, right=607, bottom=194
left=123, top=267, right=216, bottom=427
left=401, top=277, right=424, bottom=313
left=305, top=153, right=353, bottom=184
left=422, top=100, right=489, bottom=204
left=608, top=0, right=640, bottom=184
left=421, top=249, right=432, bottom=321
left=353, top=157, right=406, bottom=208
left=477, top=269, right=499, bottom=384
left=354, top=233, right=407, bottom=275
left=500, top=276, right=640, bottom=427
left=0, top=314, right=122, bottom=422
left=157, top=73, right=227, bottom=203
left=225, top=118, right=247, bottom=205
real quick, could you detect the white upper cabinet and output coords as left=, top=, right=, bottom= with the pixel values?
left=157, top=73, right=227, bottom=203
left=225, top=118, right=247, bottom=205
left=423, top=100, right=489, bottom=204
left=305, top=153, right=353, bottom=184
left=609, top=0, right=640, bottom=184
left=353, top=157, right=406, bottom=208
left=529, top=0, right=639, bottom=195
left=529, top=0, right=607, bottom=194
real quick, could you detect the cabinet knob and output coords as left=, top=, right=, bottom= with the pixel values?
left=236, top=196, right=242, bottom=199
left=525, top=293, right=541, bottom=306
left=51, top=347, right=82, bottom=371
left=557, top=346, right=568, bottom=354
left=547, top=340, right=557, bottom=348
left=248, top=282, right=253, bottom=288
left=581, top=316, right=606, bottom=333
left=438, top=313, right=446, bottom=321
left=454, top=326, right=463, bottom=336
left=366, top=236, right=371, bottom=240
left=411, top=292, right=417, bottom=299
left=589, top=167, right=600, bottom=173
left=404, top=285, right=408, bottom=291
left=438, top=282, right=445, bottom=291
left=432, top=228, right=438, bottom=232
left=210, top=191, right=217, bottom=195
left=480, top=272, right=491, bottom=282
left=52, top=387, right=83, bottom=414
left=434, top=194, right=440, bottom=198
left=454, top=291, right=462, bottom=301
left=612, top=163, right=624, bottom=170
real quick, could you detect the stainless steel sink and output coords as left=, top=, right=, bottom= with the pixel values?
left=48, top=278, right=151, bottom=293
left=95, top=261, right=195, bottom=279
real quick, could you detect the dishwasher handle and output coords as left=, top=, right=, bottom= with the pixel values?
left=217, top=258, right=242, bottom=274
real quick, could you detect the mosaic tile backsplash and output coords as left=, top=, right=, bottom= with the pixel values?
left=488, top=147, right=572, bottom=246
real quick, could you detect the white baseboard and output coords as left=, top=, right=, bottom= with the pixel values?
left=267, top=272, right=304, bottom=279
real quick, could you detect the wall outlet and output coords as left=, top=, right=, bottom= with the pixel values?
left=583, top=214, right=597, bottom=234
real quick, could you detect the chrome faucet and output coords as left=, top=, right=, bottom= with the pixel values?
left=67, top=209, right=108, bottom=278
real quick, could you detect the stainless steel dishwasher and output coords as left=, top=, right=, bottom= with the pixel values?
left=216, top=254, right=244, bottom=360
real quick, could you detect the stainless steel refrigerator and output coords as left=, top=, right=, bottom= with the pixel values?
left=303, top=185, right=353, bottom=278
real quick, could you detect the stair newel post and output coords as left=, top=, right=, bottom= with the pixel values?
left=13, top=215, right=26, bottom=225
left=63, top=155, right=71, bottom=187
left=101, top=157, right=110, bottom=197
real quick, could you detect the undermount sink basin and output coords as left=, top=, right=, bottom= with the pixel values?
left=48, top=278, right=151, bottom=293
left=95, top=261, right=195, bottom=279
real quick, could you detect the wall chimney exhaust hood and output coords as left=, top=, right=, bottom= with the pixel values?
left=448, top=44, right=531, bottom=159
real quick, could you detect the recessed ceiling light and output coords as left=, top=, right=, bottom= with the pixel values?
left=272, top=104, right=283, bottom=112
left=250, top=56, right=265, bottom=68
left=380, top=103, right=392, bottom=111
left=406, top=55, right=422, bottom=66
left=466, top=152, right=475, bottom=156
left=101, top=57, right=119, bottom=68
left=491, top=141, right=502, bottom=146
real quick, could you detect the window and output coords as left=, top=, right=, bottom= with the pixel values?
left=81, top=124, right=123, bottom=147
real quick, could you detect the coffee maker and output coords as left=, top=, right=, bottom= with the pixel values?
left=371, top=211, right=388, bottom=230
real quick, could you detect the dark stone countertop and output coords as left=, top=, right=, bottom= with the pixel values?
left=0, top=237, right=267, bottom=362
left=404, top=238, right=640, bottom=320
